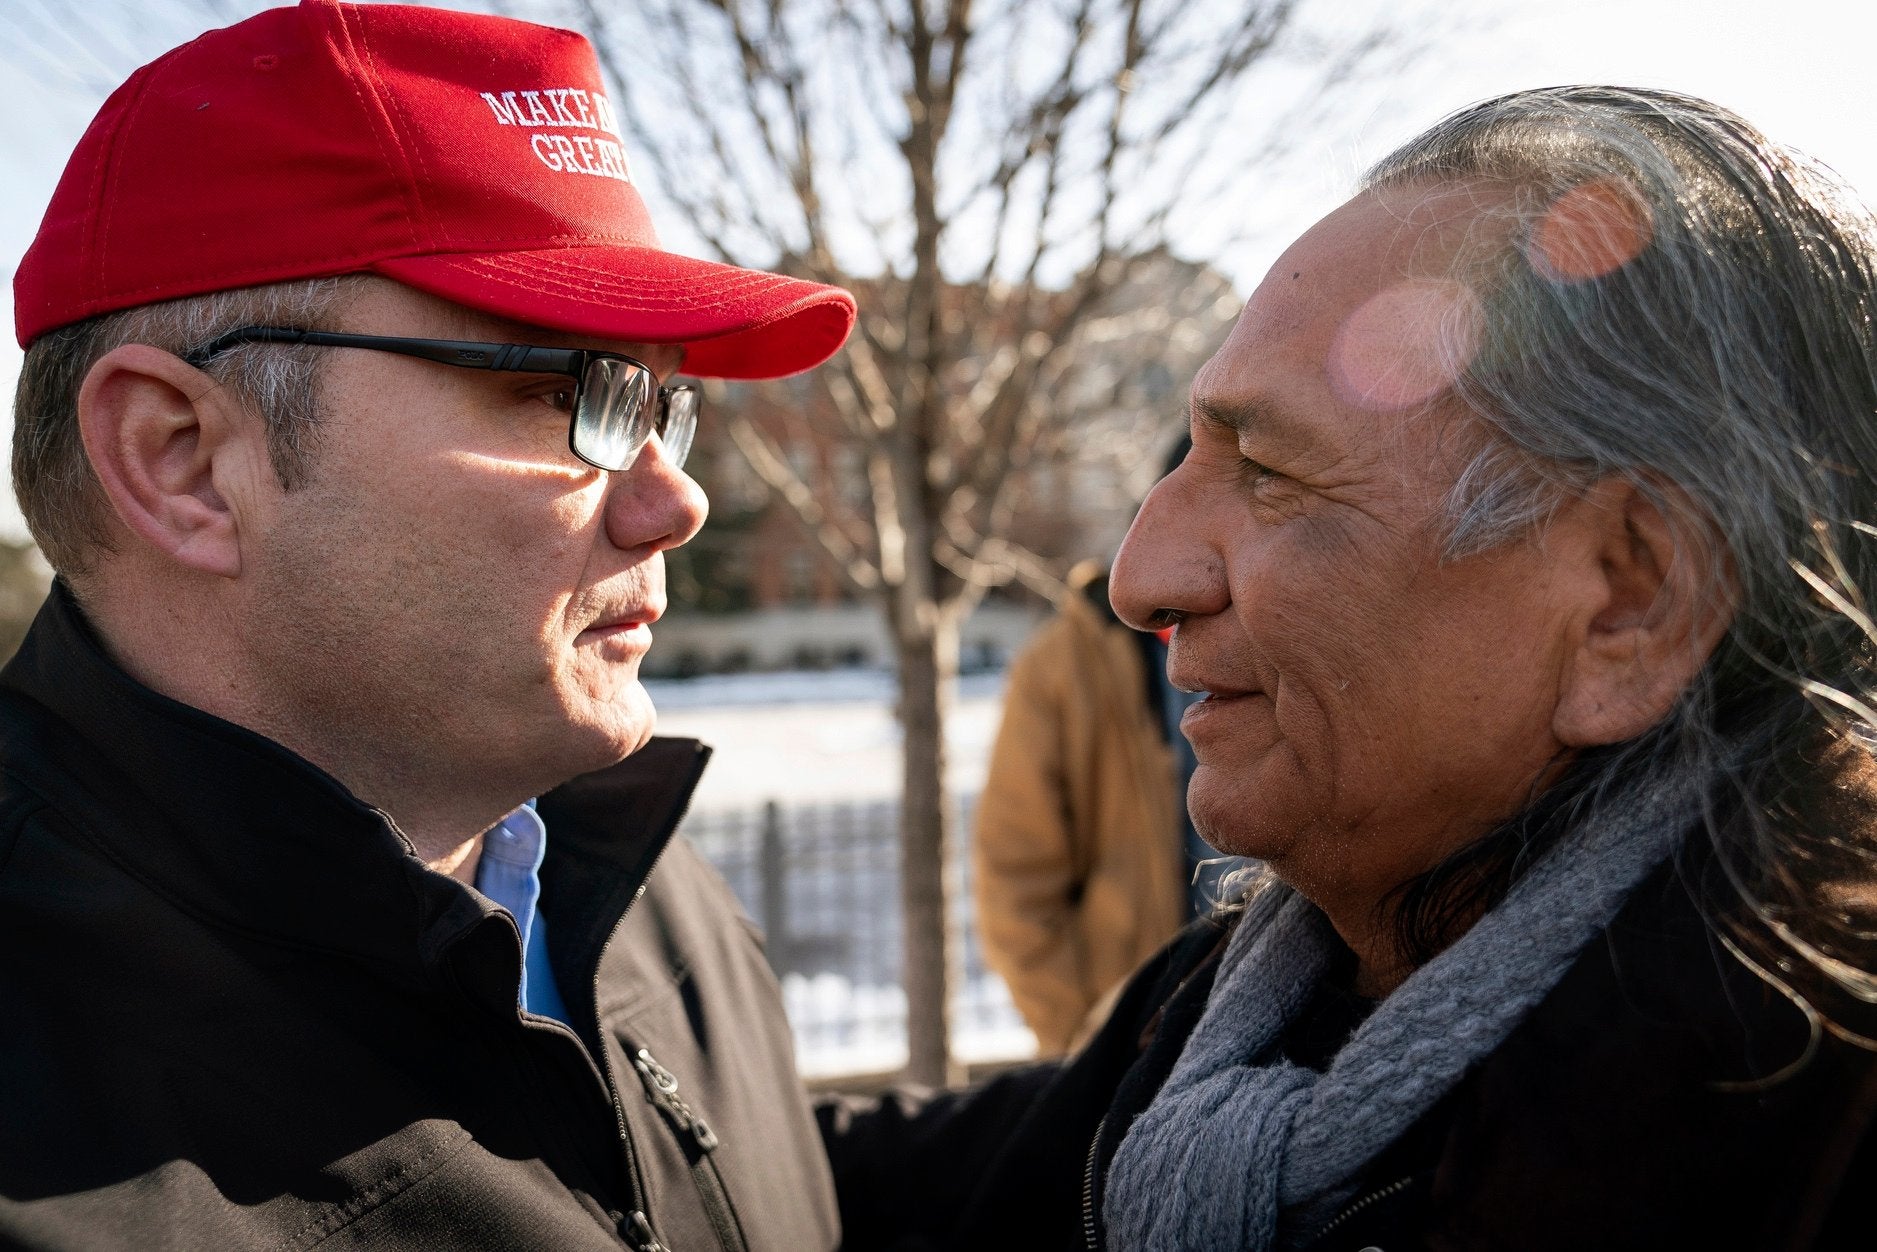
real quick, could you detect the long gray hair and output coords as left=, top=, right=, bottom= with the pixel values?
left=1347, top=86, right=1877, bottom=1043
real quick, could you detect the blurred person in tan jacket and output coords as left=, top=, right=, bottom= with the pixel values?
left=973, top=558, right=1192, bottom=1055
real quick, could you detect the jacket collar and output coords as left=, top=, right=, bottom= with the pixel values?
left=0, top=582, right=707, bottom=996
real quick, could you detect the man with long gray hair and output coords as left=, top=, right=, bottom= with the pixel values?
left=819, top=86, right=1877, bottom=1250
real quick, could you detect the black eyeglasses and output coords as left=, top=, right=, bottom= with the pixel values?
left=183, top=327, right=699, bottom=473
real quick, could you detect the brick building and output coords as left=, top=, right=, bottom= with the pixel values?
left=653, top=251, right=1238, bottom=675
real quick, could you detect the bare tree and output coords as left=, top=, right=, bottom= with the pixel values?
left=9, top=0, right=1417, bottom=1086
left=545, top=0, right=1409, bottom=1085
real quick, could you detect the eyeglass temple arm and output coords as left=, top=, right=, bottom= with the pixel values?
left=184, top=327, right=585, bottom=375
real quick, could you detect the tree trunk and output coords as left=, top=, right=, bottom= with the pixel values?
left=893, top=605, right=964, bottom=1087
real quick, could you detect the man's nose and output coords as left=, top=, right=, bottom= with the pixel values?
left=603, top=437, right=709, bottom=554
left=1111, top=468, right=1226, bottom=632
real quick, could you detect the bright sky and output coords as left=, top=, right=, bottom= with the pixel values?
left=2, top=0, right=1875, bottom=540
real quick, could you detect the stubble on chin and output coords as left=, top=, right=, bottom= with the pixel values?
left=557, top=648, right=658, bottom=764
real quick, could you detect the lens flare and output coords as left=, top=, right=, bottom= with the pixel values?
left=1528, top=179, right=1654, bottom=282
left=1327, top=277, right=1483, bottom=412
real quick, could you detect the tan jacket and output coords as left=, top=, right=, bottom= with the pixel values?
left=972, top=569, right=1186, bottom=1055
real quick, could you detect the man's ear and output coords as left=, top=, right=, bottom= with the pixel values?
left=1552, top=476, right=1738, bottom=746
left=77, top=344, right=259, bottom=579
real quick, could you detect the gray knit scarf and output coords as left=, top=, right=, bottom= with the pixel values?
left=1104, top=771, right=1701, bottom=1249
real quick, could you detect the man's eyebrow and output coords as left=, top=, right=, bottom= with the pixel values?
left=1191, top=392, right=1320, bottom=450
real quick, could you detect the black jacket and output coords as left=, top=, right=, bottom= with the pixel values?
left=823, top=825, right=1877, bottom=1250
left=0, top=587, right=838, bottom=1252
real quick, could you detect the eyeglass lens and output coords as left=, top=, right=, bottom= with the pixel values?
left=577, top=356, right=656, bottom=471
left=575, top=357, right=698, bottom=472
left=660, top=386, right=700, bottom=469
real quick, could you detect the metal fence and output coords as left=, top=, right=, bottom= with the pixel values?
left=681, top=793, right=1035, bottom=1078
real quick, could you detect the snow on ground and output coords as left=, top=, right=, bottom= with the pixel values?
left=647, top=666, right=1039, bottom=1075
left=647, top=668, right=1008, bottom=811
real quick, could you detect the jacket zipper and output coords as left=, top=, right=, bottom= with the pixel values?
left=1082, top=1127, right=1411, bottom=1252
left=508, top=1011, right=654, bottom=1246
left=1081, top=1115, right=1107, bottom=1251
left=632, top=1047, right=750, bottom=1252
left=453, top=945, right=656, bottom=1250
left=405, top=745, right=711, bottom=1252
left=624, top=1210, right=671, bottom=1252
left=592, top=870, right=671, bottom=1250
left=1307, top=1175, right=1414, bottom=1246
left=590, top=760, right=708, bottom=1252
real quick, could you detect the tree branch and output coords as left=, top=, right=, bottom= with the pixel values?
left=727, top=413, right=883, bottom=594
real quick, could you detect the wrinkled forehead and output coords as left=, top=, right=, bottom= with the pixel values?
left=1298, top=182, right=1505, bottom=299
left=1196, top=182, right=1513, bottom=419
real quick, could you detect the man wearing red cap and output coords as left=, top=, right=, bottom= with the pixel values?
left=0, top=3, right=855, bottom=1249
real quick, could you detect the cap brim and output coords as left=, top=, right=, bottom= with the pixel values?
left=373, top=246, right=855, bottom=380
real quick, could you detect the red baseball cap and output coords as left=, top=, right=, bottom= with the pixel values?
left=13, top=0, right=855, bottom=379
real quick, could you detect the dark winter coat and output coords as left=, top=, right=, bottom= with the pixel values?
left=0, top=586, right=838, bottom=1252
left=822, top=792, right=1877, bottom=1250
